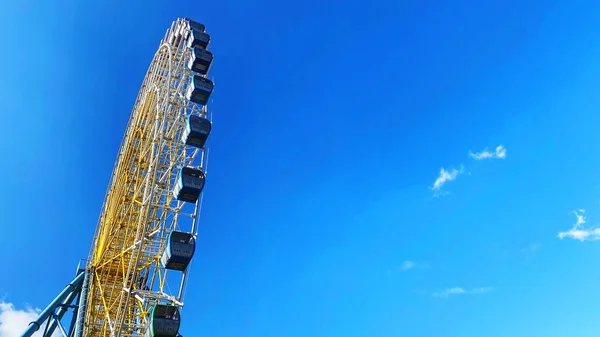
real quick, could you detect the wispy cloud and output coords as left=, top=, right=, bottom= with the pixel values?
left=429, top=144, right=506, bottom=196
left=469, top=145, right=507, bottom=160
left=433, top=287, right=466, bottom=297
left=521, top=242, right=542, bottom=253
left=0, top=301, right=59, bottom=337
left=401, top=260, right=416, bottom=271
left=400, top=260, right=429, bottom=271
left=432, top=286, right=493, bottom=298
left=557, top=209, right=600, bottom=241
left=430, top=166, right=464, bottom=196
left=470, top=286, right=494, bottom=294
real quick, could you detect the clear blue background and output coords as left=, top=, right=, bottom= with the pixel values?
left=2, top=0, right=600, bottom=336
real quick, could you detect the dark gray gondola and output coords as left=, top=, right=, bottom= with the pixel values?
left=172, top=166, right=206, bottom=203
left=182, top=115, right=211, bottom=148
left=144, top=303, right=180, bottom=337
left=184, top=18, right=206, bottom=32
left=187, top=47, right=213, bottom=75
left=185, top=75, right=213, bottom=106
left=160, top=231, right=196, bottom=271
left=186, top=28, right=210, bottom=50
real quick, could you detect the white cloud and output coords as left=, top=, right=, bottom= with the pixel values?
left=431, top=166, right=464, bottom=195
left=432, top=286, right=493, bottom=298
left=469, top=145, right=507, bottom=160
left=575, top=209, right=586, bottom=226
left=0, top=301, right=59, bottom=337
left=557, top=209, right=600, bottom=242
left=0, top=301, right=39, bottom=337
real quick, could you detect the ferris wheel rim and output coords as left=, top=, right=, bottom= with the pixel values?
left=83, top=17, right=215, bottom=337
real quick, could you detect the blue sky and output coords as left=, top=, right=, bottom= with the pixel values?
left=3, top=0, right=600, bottom=336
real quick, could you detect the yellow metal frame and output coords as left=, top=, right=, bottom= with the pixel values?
left=82, top=18, right=210, bottom=337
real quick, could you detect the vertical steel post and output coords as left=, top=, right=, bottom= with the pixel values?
left=73, top=267, right=91, bottom=337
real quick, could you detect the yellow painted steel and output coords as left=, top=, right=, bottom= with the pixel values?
left=82, top=18, right=208, bottom=337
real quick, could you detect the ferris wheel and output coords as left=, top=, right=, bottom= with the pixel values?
left=20, top=17, right=215, bottom=337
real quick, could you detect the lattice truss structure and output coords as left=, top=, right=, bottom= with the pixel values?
left=81, top=18, right=214, bottom=337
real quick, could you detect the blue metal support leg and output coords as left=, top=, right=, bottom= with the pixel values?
left=19, top=272, right=84, bottom=337
left=45, top=274, right=83, bottom=337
